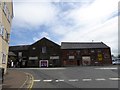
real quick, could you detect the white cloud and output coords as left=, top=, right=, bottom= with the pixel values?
left=11, top=0, right=119, bottom=56
left=13, top=1, right=59, bottom=28
left=33, top=32, right=50, bottom=42
left=58, top=0, right=119, bottom=55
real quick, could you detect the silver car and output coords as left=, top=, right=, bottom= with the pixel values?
left=112, top=58, right=120, bottom=65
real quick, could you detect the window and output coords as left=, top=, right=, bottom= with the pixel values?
left=0, top=0, right=1, bottom=7
left=18, top=52, right=22, bottom=57
left=97, top=49, right=101, bottom=53
left=0, top=22, right=2, bottom=35
left=42, top=46, right=46, bottom=53
left=8, top=12, right=11, bottom=22
left=77, top=50, right=80, bottom=54
left=1, top=25, right=4, bottom=37
left=69, top=56, right=75, bottom=59
left=32, top=47, right=36, bottom=50
left=91, top=50, right=95, bottom=53
left=6, top=33, right=10, bottom=41
left=3, top=2, right=7, bottom=15
left=5, top=31, right=10, bottom=41
left=2, top=54, right=6, bottom=64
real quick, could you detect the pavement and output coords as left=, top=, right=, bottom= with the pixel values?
left=1, top=69, right=34, bottom=90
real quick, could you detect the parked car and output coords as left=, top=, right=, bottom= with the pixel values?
left=112, top=58, right=120, bottom=65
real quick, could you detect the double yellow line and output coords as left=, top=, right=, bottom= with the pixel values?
left=27, top=73, right=34, bottom=90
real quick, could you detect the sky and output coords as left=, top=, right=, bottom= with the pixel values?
left=10, top=0, right=119, bottom=56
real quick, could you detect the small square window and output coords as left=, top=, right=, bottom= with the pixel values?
left=32, top=47, right=36, bottom=50
left=18, top=52, right=22, bottom=57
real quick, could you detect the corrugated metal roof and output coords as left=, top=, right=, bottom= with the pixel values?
left=9, top=45, right=30, bottom=51
left=61, top=42, right=109, bottom=49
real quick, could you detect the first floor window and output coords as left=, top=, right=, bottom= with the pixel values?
left=1, top=25, right=4, bottom=36
left=42, top=46, right=46, bottom=53
left=0, top=23, right=4, bottom=36
left=18, top=52, right=22, bottom=57
left=3, top=2, right=7, bottom=15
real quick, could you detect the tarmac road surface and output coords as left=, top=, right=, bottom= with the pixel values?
left=10, top=65, right=119, bottom=89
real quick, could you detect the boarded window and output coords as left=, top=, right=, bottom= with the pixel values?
left=69, top=56, right=75, bottom=59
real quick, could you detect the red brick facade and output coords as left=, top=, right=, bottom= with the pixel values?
left=61, top=48, right=112, bottom=66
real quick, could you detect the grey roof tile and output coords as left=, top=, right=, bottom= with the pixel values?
left=61, top=42, right=109, bottom=49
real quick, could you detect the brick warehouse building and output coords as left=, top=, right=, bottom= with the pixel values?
left=9, top=37, right=61, bottom=67
left=9, top=37, right=112, bottom=67
left=61, top=42, right=112, bottom=66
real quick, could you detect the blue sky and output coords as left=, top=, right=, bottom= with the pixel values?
left=10, top=0, right=119, bottom=56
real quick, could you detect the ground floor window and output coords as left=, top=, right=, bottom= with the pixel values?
left=2, top=53, right=6, bottom=64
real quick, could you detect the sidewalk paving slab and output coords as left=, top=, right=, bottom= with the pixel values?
left=2, top=69, right=31, bottom=89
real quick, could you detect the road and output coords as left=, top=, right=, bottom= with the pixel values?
left=10, top=65, right=119, bottom=89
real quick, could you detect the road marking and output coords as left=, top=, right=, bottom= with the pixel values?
left=43, top=80, right=52, bottom=82
left=33, top=80, right=41, bottom=82
left=82, top=79, right=92, bottom=81
left=109, top=78, right=120, bottom=81
left=15, top=68, right=66, bottom=70
left=95, top=78, right=106, bottom=81
left=68, top=79, right=79, bottom=82
left=55, top=79, right=64, bottom=82
left=95, top=67, right=118, bottom=70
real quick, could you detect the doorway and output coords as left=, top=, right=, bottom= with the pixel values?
left=39, top=60, right=48, bottom=68
left=77, top=60, right=80, bottom=66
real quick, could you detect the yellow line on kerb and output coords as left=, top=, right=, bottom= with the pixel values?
left=27, top=73, right=34, bottom=90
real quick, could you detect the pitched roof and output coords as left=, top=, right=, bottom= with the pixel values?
left=61, top=42, right=110, bottom=49
left=9, top=45, right=30, bottom=51
left=31, top=37, right=60, bottom=47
